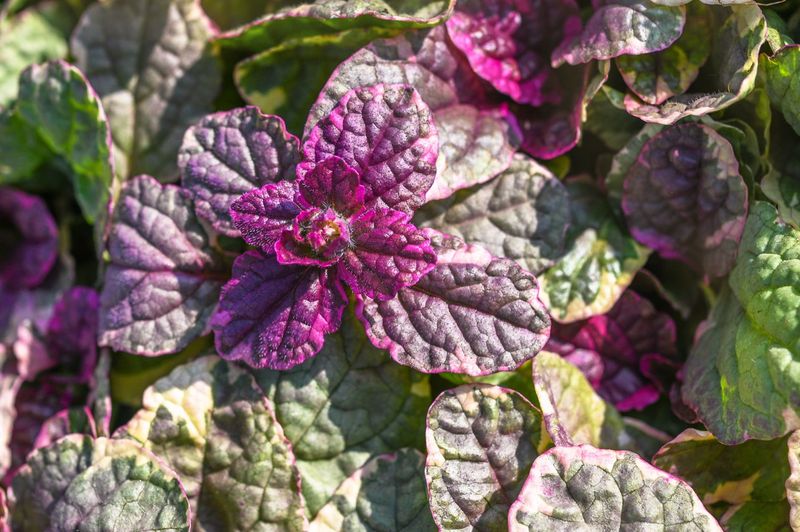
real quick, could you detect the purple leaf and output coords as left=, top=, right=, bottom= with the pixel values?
left=552, top=1, right=686, bottom=66
left=547, top=290, right=678, bottom=411
left=179, top=106, right=300, bottom=236
left=509, top=445, right=722, bottom=530
left=621, top=123, right=748, bottom=278
left=297, top=156, right=364, bottom=216
left=358, top=233, right=550, bottom=375
left=307, top=27, right=520, bottom=191
left=338, top=208, right=436, bottom=300
left=45, top=287, right=99, bottom=383
left=230, top=180, right=301, bottom=254
left=99, top=175, right=225, bottom=356
left=0, top=187, right=58, bottom=290
left=212, top=250, right=347, bottom=370
left=32, top=407, right=96, bottom=452
left=425, top=384, right=543, bottom=530
left=301, top=83, right=438, bottom=215
left=446, top=0, right=581, bottom=105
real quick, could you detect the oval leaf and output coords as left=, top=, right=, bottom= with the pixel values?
left=358, top=234, right=551, bottom=375
left=415, top=154, right=570, bottom=275
left=509, top=445, right=722, bottom=531
left=71, top=0, right=221, bottom=180
left=98, top=175, right=225, bottom=356
left=622, top=123, right=747, bottom=278
left=426, top=384, right=543, bottom=531
left=683, top=202, right=800, bottom=443
left=9, top=435, right=191, bottom=531
left=552, top=1, right=685, bottom=66
left=119, top=356, right=307, bottom=530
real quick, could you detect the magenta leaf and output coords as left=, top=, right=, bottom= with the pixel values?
left=230, top=180, right=301, bottom=254
left=622, top=123, right=748, bottom=278
left=358, top=233, right=550, bottom=375
left=446, top=0, right=581, bottom=105
left=0, top=187, right=58, bottom=290
left=307, top=27, right=520, bottom=190
left=546, top=290, right=678, bottom=411
left=297, top=156, right=364, bottom=216
left=45, top=286, right=99, bottom=382
left=98, top=175, right=226, bottom=356
left=302, top=83, right=438, bottom=215
left=212, top=250, right=347, bottom=370
left=338, top=208, right=436, bottom=300
left=179, top=106, right=300, bottom=236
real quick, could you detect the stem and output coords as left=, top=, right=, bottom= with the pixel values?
left=699, top=282, right=716, bottom=308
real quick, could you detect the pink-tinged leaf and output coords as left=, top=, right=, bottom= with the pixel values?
left=179, top=106, right=300, bottom=236
left=0, top=187, right=58, bottom=290
left=0, top=486, right=7, bottom=532
left=546, top=290, right=678, bottom=411
left=622, top=123, right=748, bottom=278
left=230, top=180, right=301, bottom=254
left=509, top=445, right=722, bottom=531
left=338, top=209, right=436, bottom=300
left=297, top=156, right=364, bottom=216
left=446, top=0, right=581, bottom=105
left=307, top=27, right=520, bottom=193
left=552, top=1, right=685, bottom=66
left=45, top=286, right=99, bottom=383
left=33, top=407, right=97, bottom=451
left=358, top=233, right=550, bottom=375
left=301, top=83, right=438, bottom=215
left=425, top=384, right=543, bottom=531
left=212, top=250, right=347, bottom=370
left=98, top=175, right=226, bottom=356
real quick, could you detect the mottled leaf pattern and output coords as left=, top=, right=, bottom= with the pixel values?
left=509, top=445, right=721, bottom=531
left=9, top=435, right=190, bottom=531
left=98, top=175, right=225, bottom=355
left=120, top=356, right=307, bottom=530
left=426, top=384, right=542, bottom=531
left=416, top=154, right=570, bottom=275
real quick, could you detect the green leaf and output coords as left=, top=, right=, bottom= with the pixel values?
left=539, top=178, right=650, bottom=322
left=71, top=0, right=221, bottom=180
left=653, top=429, right=793, bottom=530
left=683, top=202, right=800, bottom=444
left=0, top=1, right=71, bottom=107
left=415, top=154, right=571, bottom=275
left=15, top=60, right=114, bottom=223
left=584, top=85, right=643, bottom=151
left=9, top=435, right=191, bottom=531
left=201, top=0, right=292, bottom=31
left=763, top=45, right=800, bottom=137
left=216, top=0, right=456, bottom=53
left=251, top=307, right=431, bottom=517
left=119, top=356, right=307, bottom=530
left=425, top=384, right=543, bottom=531
left=0, top=106, right=47, bottom=184
left=509, top=445, right=721, bottom=531
left=310, top=449, right=435, bottom=531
